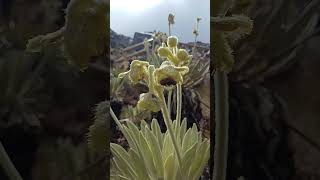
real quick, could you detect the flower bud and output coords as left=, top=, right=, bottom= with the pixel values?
left=118, top=60, right=149, bottom=84
left=158, top=46, right=179, bottom=65
left=177, top=49, right=192, bottom=66
left=158, top=47, right=172, bottom=58
left=129, top=60, right=149, bottom=83
left=167, top=36, right=178, bottom=48
left=177, top=49, right=189, bottom=61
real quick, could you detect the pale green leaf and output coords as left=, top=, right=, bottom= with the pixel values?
left=151, top=118, right=163, bottom=148
left=145, top=127, right=164, bottom=178
left=188, top=140, right=210, bottom=179
left=111, top=143, right=138, bottom=179
left=164, top=153, right=176, bottom=180
left=139, top=132, right=158, bottom=178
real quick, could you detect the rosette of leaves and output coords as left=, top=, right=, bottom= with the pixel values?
left=110, top=118, right=210, bottom=180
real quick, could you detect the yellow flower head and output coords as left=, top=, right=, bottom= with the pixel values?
left=158, top=46, right=173, bottom=58
left=157, top=46, right=179, bottom=65
left=176, top=49, right=192, bottom=66
left=158, top=37, right=192, bottom=66
left=118, top=60, right=149, bottom=84
left=137, top=93, right=160, bottom=112
left=167, top=36, right=178, bottom=48
left=154, top=61, right=189, bottom=87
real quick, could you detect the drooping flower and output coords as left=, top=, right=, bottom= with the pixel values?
left=118, top=60, right=149, bottom=84
left=154, top=61, right=189, bottom=87
left=176, top=49, right=192, bottom=66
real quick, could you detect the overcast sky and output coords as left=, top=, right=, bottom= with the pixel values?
left=110, top=0, right=210, bottom=43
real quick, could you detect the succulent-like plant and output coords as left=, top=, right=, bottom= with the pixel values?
left=111, top=32, right=210, bottom=179
left=110, top=114, right=209, bottom=180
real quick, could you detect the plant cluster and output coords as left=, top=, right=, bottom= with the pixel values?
left=110, top=35, right=210, bottom=179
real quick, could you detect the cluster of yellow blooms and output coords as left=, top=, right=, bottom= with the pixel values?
left=118, top=36, right=192, bottom=113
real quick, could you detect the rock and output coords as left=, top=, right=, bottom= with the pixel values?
left=132, top=32, right=153, bottom=45
left=110, top=29, right=132, bottom=48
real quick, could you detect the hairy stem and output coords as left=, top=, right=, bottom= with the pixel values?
left=159, top=92, right=182, bottom=167
left=213, top=71, right=229, bottom=180
left=167, top=89, right=173, bottom=116
left=110, top=107, right=123, bottom=132
left=0, top=141, right=23, bottom=180
left=175, top=84, right=182, bottom=124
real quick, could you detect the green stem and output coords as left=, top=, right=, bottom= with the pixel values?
left=213, top=71, right=229, bottom=180
left=110, top=107, right=123, bottom=131
left=167, top=89, right=173, bottom=116
left=159, top=93, right=182, bottom=167
left=175, top=84, right=182, bottom=124
left=0, top=141, right=23, bottom=180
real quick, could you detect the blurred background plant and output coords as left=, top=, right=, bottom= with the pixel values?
left=212, top=1, right=253, bottom=180
left=211, top=0, right=320, bottom=180
left=0, top=0, right=108, bottom=179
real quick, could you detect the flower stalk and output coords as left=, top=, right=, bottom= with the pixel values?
left=213, top=71, right=229, bottom=180
left=212, top=1, right=253, bottom=179
left=175, top=84, right=182, bottom=124
left=158, top=92, right=183, bottom=167
left=150, top=64, right=183, bottom=168
left=168, top=14, right=175, bottom=36
left=167, top=89, right=173, bottom=115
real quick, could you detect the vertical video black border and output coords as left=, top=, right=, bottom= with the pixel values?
left=210, top=0, right=214, bottom=178
left=106, top=0, right=110, bottom=179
